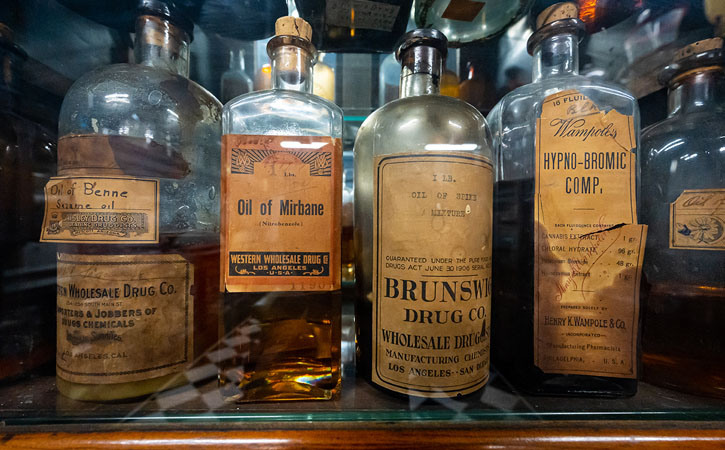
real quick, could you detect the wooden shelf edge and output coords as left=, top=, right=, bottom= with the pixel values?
left=2, top=425, right=725, bottom=449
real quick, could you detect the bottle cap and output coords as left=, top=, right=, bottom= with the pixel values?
left=275, top=16, right=312, bottom=41
left=674, top=37, right=723, bottom=62
left=395, top=28, right=448, bottom=62
left=536, top=2, right=579, bottom=30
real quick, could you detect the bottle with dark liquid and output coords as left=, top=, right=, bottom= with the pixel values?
left=42, top=0, right=222, bottom=401
left=640, top=38, right=725, bottom=399
left=488, top=2, right=645, bottom=397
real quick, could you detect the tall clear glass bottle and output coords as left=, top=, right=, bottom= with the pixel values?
left=354, top=29, right=494, bottom=398
left=44, top=0, right=222, bottom=401
left=220, top=49, right=253, bottom=104
left=640, top=38, right=725, bottom=399
left=488, top=2, right=645, bottom=397
left=220, top=17, right=343, bottom=402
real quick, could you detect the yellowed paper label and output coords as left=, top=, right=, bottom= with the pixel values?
left=372, top=152, right=493, bottom=397
left=56, top=253, right=193, bottom=384
left=670, top=189, right=725, bottom=250
left=534, top=89, right=646, bottom=378
left=40, top=176, right=159, bottom=244
left=221, top=135, right=342, bottom=293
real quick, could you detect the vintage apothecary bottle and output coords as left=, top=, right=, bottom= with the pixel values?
left=640, top=38, right=725, bottom=399
left=42, top=0, right=222, bottom=401
left=220, top=17, right=343, bottom=402
left=487, top=2, right=646, bottom=397
left=221, top=49, right=253, bottom=104
left=354, top=28, right=493, bottom=398
left=415, top=0, right=533, bottom=46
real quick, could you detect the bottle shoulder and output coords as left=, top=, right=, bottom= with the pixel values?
left=60, top=63, right=221, bottom=135
left=223, top=89, right=343, bottom=137
left=495, top=76, right=637, bottom=118
left=355, top=94, right=492, bottom=159
left=225, top=89, right=342, bottom=116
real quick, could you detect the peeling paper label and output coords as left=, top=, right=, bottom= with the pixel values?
left=670, top=189, right=725, bottom=250
left=56, top=253, right=193, bottom=384
left=533, top=89, right=646, bottom=378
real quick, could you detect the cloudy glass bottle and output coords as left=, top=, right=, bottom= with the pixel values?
left=354, top=29, right=494, bottom=398
left=46, top=0, right=222, bottom=401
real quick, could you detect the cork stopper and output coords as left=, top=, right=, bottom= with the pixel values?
left=674, top=37, right=723, bottom=62
left=275, top=16, right=312, bottom=41
left=536, top=2, right=579, bottom=30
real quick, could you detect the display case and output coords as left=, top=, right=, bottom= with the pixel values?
left=0, top=0, right=723, bottom=447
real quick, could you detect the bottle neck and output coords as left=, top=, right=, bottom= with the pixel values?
left=134, top=15, right=190, bottom=77
left=229, top=49, right=246, bottom=72
left=667, top=68, right=725, bottom=116
left=532, top=33, right=578, bottom=82
left=399, top=46, right=442, bottom=99
left=271, top=45, right=314, bottom=93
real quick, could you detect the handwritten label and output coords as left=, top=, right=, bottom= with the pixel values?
left=221, top=135, right=341, bottom=292
left=326, top=0, right=401, bottom=32
left=372, top=152, right=493, bottom=397
left=670, top=189, right=725, bottom=250
left=40, top=176, right=159, bottom=244
left=56, top=253, right=193, bottom=384
left=533, top=89, right=646, bottom=378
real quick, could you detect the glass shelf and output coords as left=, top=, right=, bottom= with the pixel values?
left=2, top=299, right=724, bottom=427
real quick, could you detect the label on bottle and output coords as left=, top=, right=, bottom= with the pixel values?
left=670, top=189, right=725, bottom=250
left=372, top=152, right=493, bottom=397
left=533, top=89, right=647, bottom=378
left=56, top=253, right=193, bottom=384
left=326, top=0, right=401, bottom=32
left=40, top=176, right=159, bottom=244
left=441, top=0, right=486, bottom=22
left=57, top=134, right=190, bottom=179
left=221, top=135, right=342, bottom=292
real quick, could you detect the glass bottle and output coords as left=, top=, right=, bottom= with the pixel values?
left=313, top=53, right=336, bottom=102
left=487, top=2, right=644, bottom=397
left=415, top=0, right=533, bottom=46
left=354, top=28, right=494, bottom=398
left=295, top=0, right=414, bottom=53
left=640, top=38, right=725, bottom=399
left=44, top=0, right=222, bottom=401
left=220, top=17, right=343, bottom=402
left=220, top=49, right=253, bottom=104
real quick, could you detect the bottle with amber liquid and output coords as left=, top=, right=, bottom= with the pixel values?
left=640, top=38, right=725, bottom=399
left=219, top=17, right=343, bottom=402
left=42, top=0, right=222, bottom=401
left=488, top=2, right=645, bottom=397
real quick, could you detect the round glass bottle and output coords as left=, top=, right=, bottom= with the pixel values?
left=640, top=38, right=725, bottom=399
left=52, top=0, right=222, bottom=401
